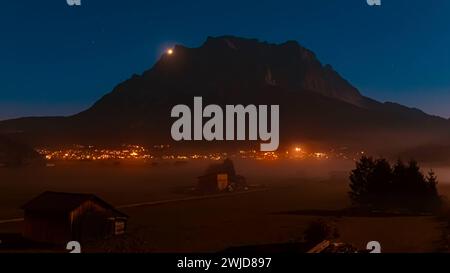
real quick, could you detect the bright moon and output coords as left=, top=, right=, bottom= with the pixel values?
left=167, top=48, right=174, bottom=55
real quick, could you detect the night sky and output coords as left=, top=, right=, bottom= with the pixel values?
left=1, top=0, right=450, bottom=120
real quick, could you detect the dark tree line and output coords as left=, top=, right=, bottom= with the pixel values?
left=349, top=156, right=441, bottom=212
left=0, top=135, right=44, bottom=167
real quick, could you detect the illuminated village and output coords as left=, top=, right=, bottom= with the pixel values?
left=36, top=144, right=364, bottom=163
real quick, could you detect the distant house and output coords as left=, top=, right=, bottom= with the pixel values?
left=197, top=159, right=247, bottom=193
left=21, top=191, right=128, bottom=244
left=198, top=173, right=230, bottom=193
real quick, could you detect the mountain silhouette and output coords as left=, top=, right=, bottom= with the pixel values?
left=1, top=36, right=450, bottom=156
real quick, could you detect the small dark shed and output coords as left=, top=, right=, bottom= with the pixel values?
left=198, top=159, right=247, bottom=193
left=198, top=173, right=230, bottom=193
left=21, top=191, right=128, bottom=244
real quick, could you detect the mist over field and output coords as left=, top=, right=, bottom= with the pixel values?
left=0, top=157, right=449, bottom=253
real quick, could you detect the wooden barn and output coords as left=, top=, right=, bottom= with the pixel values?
left=197, top=159, right=247, bottom=193
left=21, top=191, right=128, bottom=244
left=198, top=173, right=230, bottom=193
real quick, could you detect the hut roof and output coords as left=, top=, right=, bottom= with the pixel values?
left=21, top=191, right=128, bottom=217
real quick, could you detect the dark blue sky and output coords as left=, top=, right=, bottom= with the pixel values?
left=1, top=0, right=450, bottom=120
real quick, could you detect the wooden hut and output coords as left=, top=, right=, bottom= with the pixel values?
left=198, top=173, right=229, bottom=193
left=197, top=159, right=247, bottom=193
left=197, top=159, right=248, bottom=193
left=21, top=191, right=128, bottom=244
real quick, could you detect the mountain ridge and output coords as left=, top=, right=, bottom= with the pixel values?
left=1, top=35, right=450, bottom=157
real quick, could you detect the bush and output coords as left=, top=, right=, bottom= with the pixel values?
left=349, top=156, right=442, bottom=212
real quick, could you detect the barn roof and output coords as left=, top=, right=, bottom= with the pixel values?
left=21, top=191, right=128, bottom=217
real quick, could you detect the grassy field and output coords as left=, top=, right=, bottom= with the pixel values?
left=0, top=159, right=448, bottom=253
